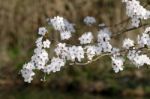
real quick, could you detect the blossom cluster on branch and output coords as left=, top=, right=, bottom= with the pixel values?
left=123, top=0, right=150, bottom=27
left=21, top=0, right=150, bottom=83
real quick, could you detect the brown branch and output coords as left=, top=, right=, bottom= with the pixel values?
left=112, top=23, right=149, bottom=37
left=70, top=46, right=147, bottom=66
left=69, top=53, right=110, bottom=66
left=99, top=18, right=130, bottom=29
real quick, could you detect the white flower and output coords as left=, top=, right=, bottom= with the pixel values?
left=97, top=28, right=111, bottom=42
left=34, top=47, right=42, bottom=54
left=68, top=46, right=84, bottom=62
left=97, top=41, right=112, bottom=53
left=102, top=42, right=112, bottom=52
left=97, top=28, right=113, bottom=53
left=137, top=34, right=150, bottom=47
left=31, top=49, right=49, bottom=70
left=43, top=39, right=51, bottom=48
left=54, top=43, right=69, bottom=59
left=35, top=37, right=43, bottom=44
left=36, top=42, right=43, bottom=48
left=35, top=37, right=43, bottom=48
left=79, top=32, right=93, bottom=44
left=50, top=16, right=75, bottom=40
left=60, top=31, right=72, bottom=40
left=38, top=27, right=47, bottom=36
left=144, top=27, right=150, bottom=34
left=95, top=45, right=102, bottom=55
left=23, top=62, right=35, bottom=70
left=123, top=0, right=150, bottom=27
left=21, top=68, right=35, bottom=83
left=111, top=56, right=124, bottom=73
left=50, top=16, right=75, bottom=32
left=137, top=27, right=150, bottom=47
left=76, top=46, right=84, bottom=62
left=84, top=16, right=96, bottom=26
left=127, top=49, right=150, bottom=68
left=131, top=18, right=140, bottom=27
left=127, top=49, right=139, bottom=60
left=68, top=46, right=77, bottom=61
left=123, top=38, right=134, bottom=49
left=111, top=48, right=120, bottom=56
left=85, top=46, right=97, bottom=60
left=133, top=55, right=150, bottom=67
left=44, top=57, right=65, bottom=74
left=50, top=16, right=65, bottom=31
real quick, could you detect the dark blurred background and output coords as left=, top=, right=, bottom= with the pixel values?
left=0, top=0, right=150, bottom=99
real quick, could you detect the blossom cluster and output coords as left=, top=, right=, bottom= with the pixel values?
left=21, top=0, right=150, bottom=83
left=79, top=32, right=93, bottom=44
left=21, top=27, right=51, bottom=83
left=122, top=0, right=150, bottom=27
left=49, top=16, right=75, bottom=40
left=137, top=27, right=150, bottom=47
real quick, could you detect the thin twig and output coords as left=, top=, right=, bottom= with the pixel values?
left=70, top=46, right=148, bottom=66
left=112, top=23, right=149, bottom=37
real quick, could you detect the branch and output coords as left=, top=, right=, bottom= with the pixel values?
left=69, top=53, right=110, bottom=66
left=112, top=23, right=149, bottom=37
left=70, top=46, right=147, bottom=66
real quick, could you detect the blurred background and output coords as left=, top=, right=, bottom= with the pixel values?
left=0, top=0, right=150, bottom=98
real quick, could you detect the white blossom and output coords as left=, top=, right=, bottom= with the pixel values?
left=84, top=16, right=96, bottom=26
left=95, top=45, right=102, bottom=55
left=97, top=28, right=111, bottom=42
left=76, top=46, right=85, bottom=62
left=131, top=18, right=140, bottom=28
left=97, top=28, right=112, bottom=52
left=54, top=43, right=69, bottom=59
left=137, top=27, right=150, bottom=47
left=50, top=16, right=75, bottom=40
left=85, top=46, right=97, bottom=60
left=35, top=37, right=43, bottom=48
left=31, top=49, right=49, bottom=70
left=68, top=46, right=84, bottom=62
left=50, top=16, right=75, bottom=32
left=44, top=57, right=65, bottom=74
left=60, top=31, right=72, bottom=40
left=137, top=34, right=150, bottom=47
left=134, top=55, right=150, bottom=67
left=123, top=0, right=150, bottom=27
left=43, top=39, right=51, bottom=48
left=144, top=27, right=150, bottom=34
left=22, top=62, right=35, bottom=70
left=79, top=32, right=93, bottom=44
left=123, top=38, right=134, bottom=49
left=21, top=68, right=35, bottom=83
left=127, top=49, right=150, bottom=67
left=102, top=42, right=112, bottom=52
left=38, top=27, right=47, bottom=36
left=111, top=56, right=124, bottom=73
left=111, top=48, right=120, bottom=57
